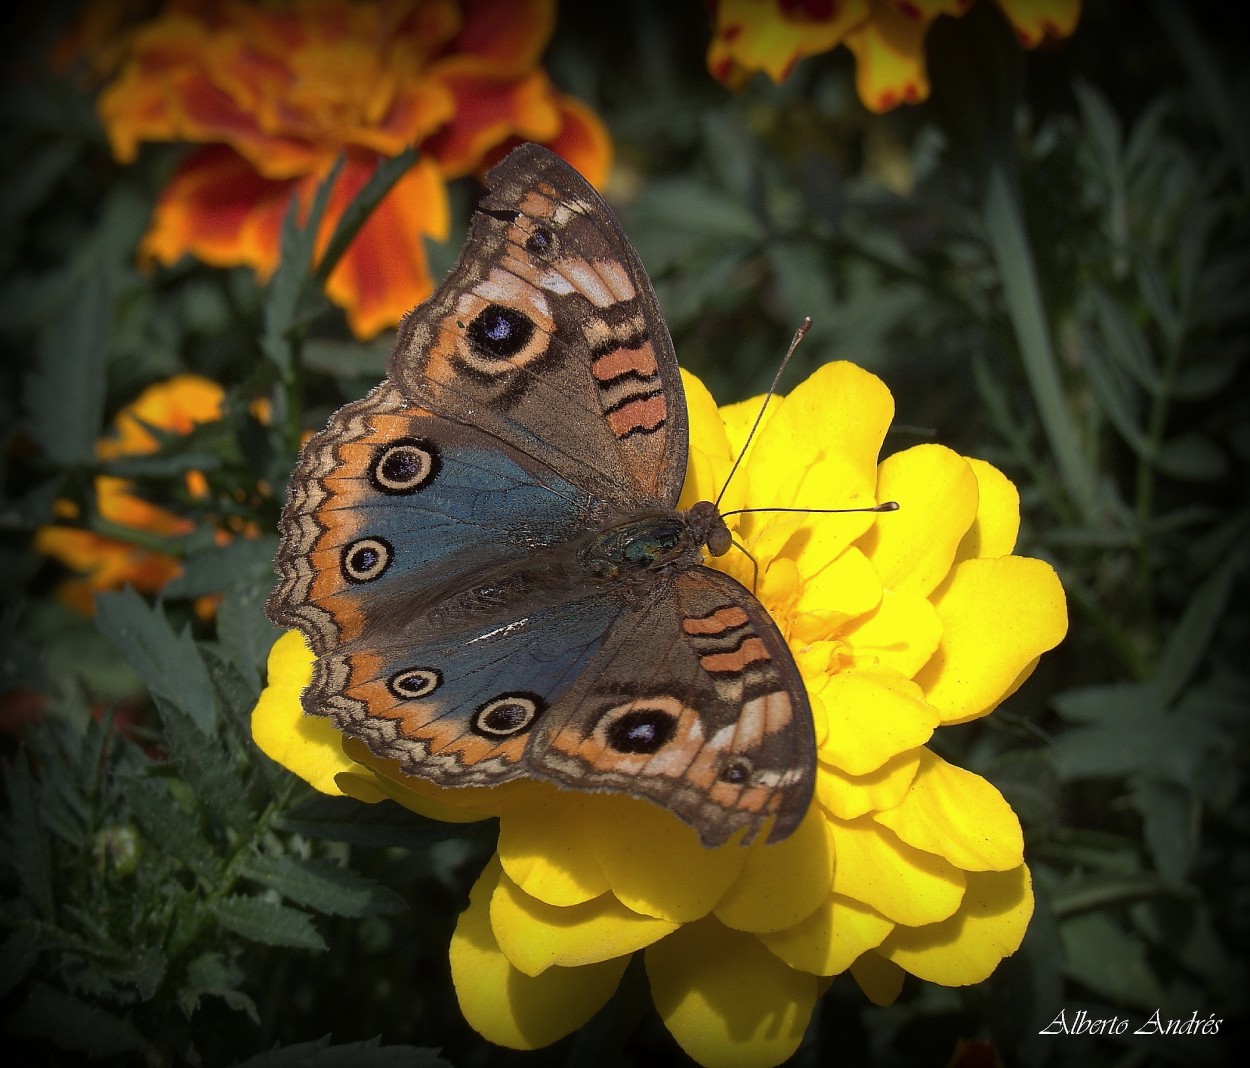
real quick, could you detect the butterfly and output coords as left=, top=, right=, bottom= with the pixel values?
left=266, top=143, right=815, bottom=846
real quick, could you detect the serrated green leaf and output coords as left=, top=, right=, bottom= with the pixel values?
left=281, top=794, right=494, bottom=850
left=1132, top=775, right=1200, bottom=885
left=4, top=751, right=54, bottom=918
left=155, top=697, right=254, bottom=835
left=240, top=854, right=405, bottom=917
left=23, top=269, right=110, bottom=466
left=95, top=587, right=217, bottom=733
left=179, top=951, right=258, bottom=1021
left=123, top=774, right=217, bottom=878
left=1060, top=911, right=1167, bottom=1010
left=0, top=927, right=41, bottom=999
left=7, top=982, right=145, bottom=1056
left=212, top=895, right=327, bottom=951
left=234, top=1036, right=452, bottom=1068
left=163, top=536, right=280, bottom=600
left=313, top=147, right=418, bottom=286
left=216, top=586, right=280, bottom=691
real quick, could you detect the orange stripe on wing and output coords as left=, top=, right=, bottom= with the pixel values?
left=700, top=637, right=770, bottom=674
left=682, top=605, right=750, bottom=636
left=592, top=344, right=658, bottom=383
left=605, top=391, right=666, bottom=438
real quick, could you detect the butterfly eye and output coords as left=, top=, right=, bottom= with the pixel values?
left=525, top=226, right=555, bottom=256
left=370, top=438, right=440, bottom=495
left=604, top=707, right=678, bottom=754
left=341, top=537, right=393, bottom=583
left=472, top=693, right=545, bottom=737
left=467, top=304, right=535, bottom=360
left=388, top=668, right=441, bottom=700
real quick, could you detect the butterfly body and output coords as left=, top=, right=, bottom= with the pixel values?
left=268, top=144, right=815, bottom=845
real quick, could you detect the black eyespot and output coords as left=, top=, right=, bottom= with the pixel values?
left=605, top=708, right=678, bottom=754
left=467, top=304, right=534, bottom=360
left=341, top=537, right=393, bottom=583
left=388, top=668, right=441, bottom=700
left=370, top=437, right=440, bottom=495
left=525, top=226, right=555, bottom=256
left=721, top=758, right=752, bottom=784
left=472, top=693, right=545, bottom=738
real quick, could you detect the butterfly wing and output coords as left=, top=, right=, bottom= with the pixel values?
left=528, top=566, right=816, bottom=846
left=388, top=143, right=688, bottom=511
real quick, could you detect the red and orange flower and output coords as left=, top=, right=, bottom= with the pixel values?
left=94, top=0, right=611, bottom=339
left=707, top=0, right=1081, bottom=112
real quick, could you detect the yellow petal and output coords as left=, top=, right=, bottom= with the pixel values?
left=917, top=556, right=1068, bottom=723
left=679, top=368, right=735, bottom=511
left=497, top=792, right=612, bottom=906
left=844, top=1, right=940, bottom=113
left=450, top=857, right=628, bottom=1049
left=759, top=892, right=893, bottom=976
left=860, top=445, right=978, bottom=597
left=815, top=751, right=920, bottom=821
left=877, top=865, right=1034, bottom=985
left=713, top=808, right=832, bottom=934
left=818, top=668, right=938, bottom=776
left=707, top=0, right=870, bottom=84
left=791, top=546, right=883, bottom=643
left=841, top=586, right=943, bottom=677
left=334, top=770, right=390, bottom=804
left=849, top=950, right=906, bottom=1006
left=251, top=631, right=355, bottom=795
left=993, top=0, right=1081, bottom=48
left=491, top=873, right=677, bottom=975
left=873, top=750, right=1024, bottom=871
left=828, top=815, right=965, bottom=926
left=956, top=457, right=1020, bottom=562
left=646, top=918, right=818, bottom=1068
left=589, top=793, right=747, bottom=922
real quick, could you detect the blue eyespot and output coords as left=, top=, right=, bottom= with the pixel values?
left=388, top=667, right=441, bottom=700
left=472, top=692, right=545, bottom=737
left=341, top=537, right=393, bottom=583
left=370, top=437, right=439, bottom=495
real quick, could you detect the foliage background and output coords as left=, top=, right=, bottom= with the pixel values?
left=2, top=1, right=1247, bottom=1065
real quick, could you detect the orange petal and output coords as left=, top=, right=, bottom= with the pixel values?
left=317, top=151, right=451, bottom=339
left=707, top=0, right=871, bottom=85
left=139, top=144, right=293, bottom=279
left=450, top=0, right=556, bottom=76
left=992, top=0, right=1081, bottom=48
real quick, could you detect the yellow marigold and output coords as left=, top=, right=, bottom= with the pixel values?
left=707, top=0, right=1081, bottom=112
left=252, top=362, right=1067, bottom=1067
left=35, top=375, right=225, bottom=613
left=94, top=0, right=611, bottom=339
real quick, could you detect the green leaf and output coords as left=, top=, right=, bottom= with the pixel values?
left=212, top=895, right=327, bottom=951
left=0, top=927, right=41, bottom=999
left=1154, top=432, right=1228, bottom=482
left=179, top=951, right=257, bottom=1021
left=281, top=794, right=494, bottom=850
left=239, top=854, right=405, bottom=917
left=23, top=267, right=110, bottom=465
left=313, top=147, right=419, bottom=285
left=1090, top=289, right=1159, bottom=394
left=95, top=587, right=218, bottom=733
left=216, top=585, right=281, bottom=692
left=163, top=536, right=279, bottom=600
left=1154, top=556, right=1237, bottom=706
left=1131, top=775, right=1200, bottom=885
left=1059, top=911, right=1167, bottom=1011
left=123, top=774, right=217, bottom=879
left=234, top=1036, right=452, bottom=1068
left=1052, top=683, right=1159, bottom=724
left=7, top=982, right=145, bottom=1057
left=1051, top=712, right=1220, bottom=781
left=155, top=698, right=254, bottom=835
left=4, top=750, right=54, bottom=918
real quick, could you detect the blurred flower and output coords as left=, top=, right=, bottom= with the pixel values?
left=35, top=375, right=226, bottom=613
left=93, top=0, right=611, bottom=338
left=252, top=362, right=1067, bottom=1067
left=707, top=0, right=1081, bottom=112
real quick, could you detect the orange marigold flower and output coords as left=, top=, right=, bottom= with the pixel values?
left=35, top=375, right=226, bottom=613
left=707, top=0, right=1081, bottom=112
left=95, top=0, right=611, bottom=339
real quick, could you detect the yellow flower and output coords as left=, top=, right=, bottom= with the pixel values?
left=253, top=363, right=1066, bottom=1067
left=707, top=0, right=1082, bottom=112
left=35, top=375, right=227, bottom=613
left=93, top=0, right=611, bottom=339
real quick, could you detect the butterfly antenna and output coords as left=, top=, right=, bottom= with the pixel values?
left=714, top=318, right=811, bottom=510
